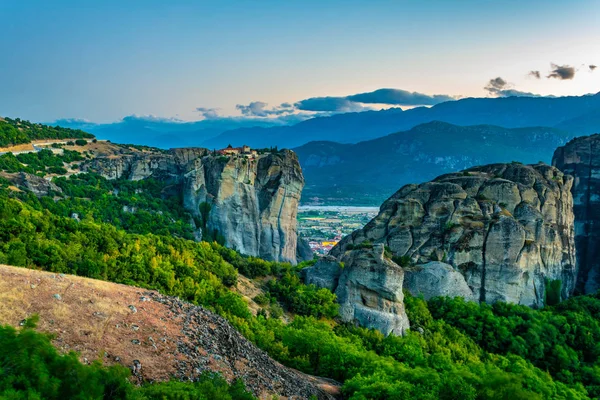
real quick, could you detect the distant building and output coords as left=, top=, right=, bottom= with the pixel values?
left=217, top=144, right=258, bottom=157
left=321, top=241, right=338, bottom=247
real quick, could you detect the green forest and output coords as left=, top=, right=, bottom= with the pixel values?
left=0, top=143, right=599, bottom=399
left=0, top=117, right=93, bottom=147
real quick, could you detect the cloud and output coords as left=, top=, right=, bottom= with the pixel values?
left=122, top=114, right=185, bottom=123
left=292, top=88, right=456, bottom=113
left=528, top=70, right=541, bottom=79
left=294, top=97, right=372, bottom=113
left=235, top=101, right=295, bottom=117
left=486, top=77, right=507, bottom=91
left=196, top=107, right=220, bottom=119
left=547, top=64, right=575, bottom=80
left=484, top=77, right=541, bottom=98
left=590, top=65, right=597, bottom=72
left=346, top=88, right=455, bottom=106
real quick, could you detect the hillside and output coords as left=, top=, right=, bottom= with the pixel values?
left=295, top=121, right=573, bottom=204
left=0, top=264, right=336, bottom=399
left=203, top=93, right=600, bottom=150
left=0, top=117, right=94, bottom=148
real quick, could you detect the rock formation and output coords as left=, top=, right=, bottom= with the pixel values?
left=304, top=244, right=410, bottom=336
left=553, top=134, right=600, bottom=294
left=83, top=148, right=306, bottom=264
left=0, top=171, right=62, bottom=197
left=306, top=163, right=577, bottom=332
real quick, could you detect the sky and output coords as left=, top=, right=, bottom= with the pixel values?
left=0, top=0, right=599, bottom=123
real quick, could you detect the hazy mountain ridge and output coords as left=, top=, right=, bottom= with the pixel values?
left=53, top=116, right=292, bottom=149
left=295, top=122, right=574, bottom=204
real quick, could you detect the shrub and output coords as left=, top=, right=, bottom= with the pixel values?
left=392, top=255, right=413, bottom=268
left=254, top=293, right=271, bottom=305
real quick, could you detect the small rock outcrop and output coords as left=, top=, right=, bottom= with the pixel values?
left=304, top=244, right=410, bottom=336
left=553, top=134, right=600, bottom=294
left=0, top=172, right=63, bottom=197
left=83, top=148, right=306, bottom=264
left=311, top=163, right=576, bottom=326
left=404, top=261, right=476, bottom=301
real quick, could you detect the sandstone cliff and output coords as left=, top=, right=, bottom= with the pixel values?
left=82, top=148, right=306, bottom=264
left=305, top=163, right=577, bottom=333
left=553, top=134, right=600, bottom=294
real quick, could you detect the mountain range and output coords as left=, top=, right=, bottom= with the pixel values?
left=295, top=122, right=574, bottom=204
left=203, top=92, right=600, bottom=149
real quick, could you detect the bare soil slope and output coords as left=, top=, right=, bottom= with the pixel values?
left=0, top=264, right=338, bottom=399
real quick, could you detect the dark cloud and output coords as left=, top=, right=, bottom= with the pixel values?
left=346, top=88, right=455, bottom=106
left=486, top=77, right=507, bottom=91
left=236, top=88, right=457, bottom=118
left=547, top=64, right=575, bottom=80
left=590, top=65, right=597, bottom=72
left=235, top=101, right=294, bottom=117
left=484, top=77, right=541, bottom=98
left=294, top=97, right=371, bottom=113
left=196, top=107, right=220, bottom=119
left=528, top=70, right=541, bottom=79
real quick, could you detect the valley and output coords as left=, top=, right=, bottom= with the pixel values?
left=297, top=206, right=379, bottom=255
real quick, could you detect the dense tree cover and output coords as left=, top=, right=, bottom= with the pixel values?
left=0, top=117, right=93, bottom=147
left=0, top=316, right=255, bottom=399
left=213, top=246, right=337, bottom=318
left=427, top=295, right=600, bottom=397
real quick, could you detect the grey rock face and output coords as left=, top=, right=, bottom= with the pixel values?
left=302, top=255, right=342, bottom=292
left=332, top=163, right=576, bottom=308
left=83, top=148, right=305, bottom=264
left=296, top=237, right=314, bottom=263
left=15, top=172, right=63, bottom=197
left=404, top=262, right=476, bottom=301
left=305, top=245, right=410, bottom=336
left=553, top=135, right=600, bottom=294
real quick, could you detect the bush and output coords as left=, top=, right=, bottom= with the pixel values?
left=75, top=139, right=87, bottom=146
left=0, top=316, right=133, bottom=399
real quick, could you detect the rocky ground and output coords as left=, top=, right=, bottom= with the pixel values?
left=0, top=264, right=338, bottom=399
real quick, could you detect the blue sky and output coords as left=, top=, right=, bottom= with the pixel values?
left=0, top=0, right=599, bottom=122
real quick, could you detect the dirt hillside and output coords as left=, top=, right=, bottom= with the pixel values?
left=0, top=264, right=339, bottom=399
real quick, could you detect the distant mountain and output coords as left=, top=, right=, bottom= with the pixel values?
left=294, top=122, right=575, bottom=205
left=205, top=93, right=600, bottom=149
left=53, top=116, right=292, bottom=149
